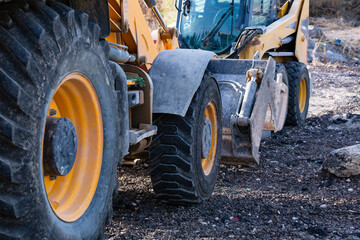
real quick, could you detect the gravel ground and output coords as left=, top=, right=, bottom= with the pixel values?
left=105, top=64, right=360, bottom=240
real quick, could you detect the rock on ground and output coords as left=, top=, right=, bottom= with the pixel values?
left=322, top=144, right=360, bottom=177
left=309, top=25, right=324, bottom=39
left=307, top=39, right=348, bottom=63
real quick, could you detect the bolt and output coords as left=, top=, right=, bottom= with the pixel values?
left=49, top=109, right=57, bottom=116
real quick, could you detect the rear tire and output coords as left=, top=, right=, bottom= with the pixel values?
left=283, top=61, right=310, bottom=126
left=0, top=1, right=119, bottom=239
left=149, top=74, right=222, bottom=204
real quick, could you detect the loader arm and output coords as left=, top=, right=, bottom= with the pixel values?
left=106, top=0, right=179, bottom=70
left=238, top=0, right=309, bottom=63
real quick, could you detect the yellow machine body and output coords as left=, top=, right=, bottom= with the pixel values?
left=106, top=0, right=179, bottom=70
left=104, top=0, right=309, bottom=67
left=237, top=0, right=309, bottom=63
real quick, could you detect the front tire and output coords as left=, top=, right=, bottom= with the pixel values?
left=284, top=62, right=311, bottom=126
left=149, top=74, right=222, bottom=204
left=0, top=1, right=119, bottom=239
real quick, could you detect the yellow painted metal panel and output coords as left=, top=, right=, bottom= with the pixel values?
left=295, top=0, right=309, bottom=63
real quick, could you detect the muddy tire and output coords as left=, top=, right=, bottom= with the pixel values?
left=0, top=1, right=119, bottom=239
left=149, top=74, right=222, bottom=204
left=283, top=61, right=310, bottom=126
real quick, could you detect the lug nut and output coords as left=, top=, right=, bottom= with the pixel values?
left=49, top=109, right=57, bottom=116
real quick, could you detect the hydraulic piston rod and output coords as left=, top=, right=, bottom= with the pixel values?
left=239, top=68, right=264, bottom=118
left=152, top=6, right=169, bottom=33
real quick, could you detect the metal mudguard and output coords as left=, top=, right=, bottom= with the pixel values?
left=149, top=49, right=215, bottom=117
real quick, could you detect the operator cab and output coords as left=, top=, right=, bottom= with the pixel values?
left=176, top=0, right=291, bottom=54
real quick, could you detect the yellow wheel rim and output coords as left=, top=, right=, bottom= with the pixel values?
left=298, top=77, right=307, bottom=113
left=43, top=73, right=103, bottom=222
left=201, top=102, right=218, bottom=176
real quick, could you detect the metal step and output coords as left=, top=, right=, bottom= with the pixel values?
left=129, top=123, right=157, bottom=145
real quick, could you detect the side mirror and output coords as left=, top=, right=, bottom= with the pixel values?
left=144, top=0, right=156, bottom=8
left=183, top=0, right=191, bottom=16
left=174, top=0, right=182, bottom=11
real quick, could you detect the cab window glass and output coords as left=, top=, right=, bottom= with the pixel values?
left=179, top=0, right=242, bottom=53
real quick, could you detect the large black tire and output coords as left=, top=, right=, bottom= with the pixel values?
left=0, top=1, right=119, bottom=239
left=283, top=61, right=310, bottom=126
left=149, top=74, right=222, bottom=204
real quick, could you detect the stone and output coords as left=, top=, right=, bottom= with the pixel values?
left=322, top=144, right=360, bottom=177
left=331, top=114, right=348, bottom=124
left=328, top=114, right=360, bottom=130
left=308, top=40, right=348, bottom=63
left=325, top=50, right=348, bottom=63
left=309, top=25, right=324, bottom=39
left=308, top=38, right=316, bottom=49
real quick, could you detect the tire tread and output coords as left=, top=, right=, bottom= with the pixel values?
left=0, top=1, right=115, bottom=239
left=283, top=61, right=309, bottom=126
left=149, top=73, right=220, bottom=204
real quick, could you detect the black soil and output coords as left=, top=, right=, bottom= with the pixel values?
left=106, top=64, right=360, bottom=240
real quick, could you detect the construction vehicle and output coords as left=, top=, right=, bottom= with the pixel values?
left=174, top=0, right=311, bottom=163
left=0, top=0, right=310, bottom=239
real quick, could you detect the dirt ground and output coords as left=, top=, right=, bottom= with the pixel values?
left=311, top=17, right=360, bottom=61
left=105, top=21, right=360, bottom=239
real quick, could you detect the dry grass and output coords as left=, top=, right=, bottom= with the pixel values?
left=310, top=0, right=360, bottom=25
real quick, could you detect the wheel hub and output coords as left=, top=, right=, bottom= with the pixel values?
left=43, top=116, right=77, bottom=176
left=202, top=117, right=213, bottom=159
left=43, top=73, right=103, bottom=222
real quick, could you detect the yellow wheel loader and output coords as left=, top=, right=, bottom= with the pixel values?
left=0, top=0, right=310, bottom=238
left=174, top=0, right=311, bottom=164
